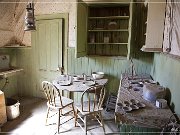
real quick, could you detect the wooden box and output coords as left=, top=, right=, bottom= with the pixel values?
left=0, top=90, right=7, bottom=126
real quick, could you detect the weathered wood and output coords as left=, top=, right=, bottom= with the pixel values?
left=0, top=90, right=7, bottom=126
left=115, top=74, right=175, bottom=129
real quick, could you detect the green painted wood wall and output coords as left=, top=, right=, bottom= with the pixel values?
left=151, top=53, right=180, bottom=114
left=0, top=49, right=18, bottom=97
left=13, top=48, right=152, bottom=98
left=67, top=48, right=152, bottom=101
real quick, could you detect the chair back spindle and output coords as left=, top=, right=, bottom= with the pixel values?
left=42, top=81, right=63, bottom=107
left=81, top=85, right=105, bottom=112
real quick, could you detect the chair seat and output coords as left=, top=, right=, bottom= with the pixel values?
left=76, top=101, right=103, bottom=116
left=47, top=96, right=74, bottom=109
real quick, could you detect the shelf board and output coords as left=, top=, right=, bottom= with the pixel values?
left=87, top=55, right=127, bottom=59
left=88, top=29, right=128, bottom=32
left=0, top=46, right=31, bottom=49
left=88, top=43, right=128, bottom=45
left=88, top=16, right=129, bottom=19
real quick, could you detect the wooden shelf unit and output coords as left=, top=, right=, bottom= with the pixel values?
left=87, top=5, right=131, bottom=57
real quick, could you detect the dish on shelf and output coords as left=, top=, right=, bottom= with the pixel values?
left=137, top=102, right=146, bottom=108
left=130, top=99, right=139, bottom=104
left=83, top=81, right=96, bottom=86
left=129, top=104, right=139, bottom=110
left=123, top=106, right=132, bottom=112
left=58, top=81, right=71, bottom=86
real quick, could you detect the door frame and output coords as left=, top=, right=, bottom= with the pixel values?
left=31, top=13, right=69, bottom=97
left=35, top=13, right=69, bottom=74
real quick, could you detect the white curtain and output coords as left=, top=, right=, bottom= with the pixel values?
left=163, top=0, right=180, bottom=56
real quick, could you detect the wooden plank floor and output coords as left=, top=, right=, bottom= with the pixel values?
left=1, top=97, right=119, bottom=135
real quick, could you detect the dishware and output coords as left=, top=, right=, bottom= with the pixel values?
left=117, top=102, right=126, bottom=109
left=92, top=72, right=104, bottom=79
left=83, top=81, right=96, bottom=86
left=136, top=102, right=146, bottom=108
left=58, top=80, right=71, bottom=86
left=123, top=100, right=132, bottom=106
left=73, top=75, right=80, bottom=81
left=130, top=99, right=139, bottom=104
left=129, top=104, right=139, bottom=110
left=123, top=106, right=132, bottom=112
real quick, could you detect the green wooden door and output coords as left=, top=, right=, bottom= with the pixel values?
left=34, top=19, right=63, bottom=98
left=76, top=0, right=88, bottom=58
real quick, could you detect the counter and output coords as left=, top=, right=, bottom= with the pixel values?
left=115, top=74, right=175, bottom=133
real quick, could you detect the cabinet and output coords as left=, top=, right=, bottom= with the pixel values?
left=141, top=0, right=166, bottom=52
left=76, top=1, right=133, bottom=58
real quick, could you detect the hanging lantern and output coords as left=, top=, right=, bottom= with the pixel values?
left=24, top=2, right=36, bottom=31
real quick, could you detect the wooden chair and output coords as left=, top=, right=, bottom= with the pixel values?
left=42, top=81, right=75, bottom=134
left=75, top=85, right=106, bottom=135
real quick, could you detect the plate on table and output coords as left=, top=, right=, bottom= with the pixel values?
left=58, top=81, right=71, bottom=86
left=83, top=81, right=96, bottom=86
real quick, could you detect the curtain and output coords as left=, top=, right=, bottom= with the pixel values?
left=163, top=0, right=180, bottom=56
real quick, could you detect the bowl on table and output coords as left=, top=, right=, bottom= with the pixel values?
left=92, top=72, right=104, bottom=79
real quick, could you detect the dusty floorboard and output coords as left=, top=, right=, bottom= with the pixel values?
left=1, top=97, right=119, bottom=135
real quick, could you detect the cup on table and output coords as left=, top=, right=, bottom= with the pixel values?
left=73, top=75, right=79, bottom=81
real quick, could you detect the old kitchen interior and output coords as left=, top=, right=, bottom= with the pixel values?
left=0, top=0, right=180, bottom=134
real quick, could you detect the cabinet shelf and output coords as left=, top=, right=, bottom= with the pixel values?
left=88, top=29, right=129, bottom=32
left=88, top=43, right=128, bottom=45
left=87, top=55, right=127, bottom=59
left=85, top=4, right=131, bottom=57
left=0, top=45, right=31, bottom=49
left=88, top=16, right=129, bottom=20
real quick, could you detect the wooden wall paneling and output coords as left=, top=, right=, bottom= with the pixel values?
left=151, top=53, right=180, bottom=114
left=50, top=19, right=63, bottom=71
left=38, top=22, right=47, bottom=71
left=68, top=48, right=74, bottom=74
left=67, top=48, right=73, bottom=74
left=16, top=49, right=34, bottom=97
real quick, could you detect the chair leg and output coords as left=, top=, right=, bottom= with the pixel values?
left=45, top=107, right=50, bottom=126
left=75, top=109, right=78, bottom=127
left=71, top=104, right=76, bottom=127
left=72, top=103, right=75, bottom=117
left=99, top=112, right=105, bottom=134
left=84, top=115, right=87, bottom=135
left=58, top=109, right=61, bottom=134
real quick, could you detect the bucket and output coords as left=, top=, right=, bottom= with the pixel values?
left=6, top=98, right=20, bottom=120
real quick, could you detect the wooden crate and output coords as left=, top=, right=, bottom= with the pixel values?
left=0, top=90, right=7, bottom=126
